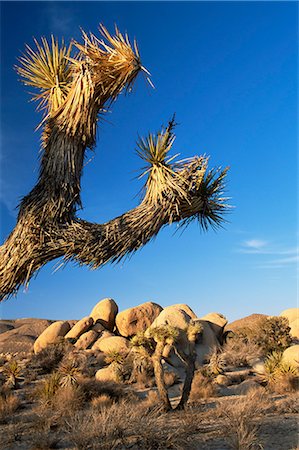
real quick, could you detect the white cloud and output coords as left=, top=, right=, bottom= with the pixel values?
left=243, top=239, right=268, bottom=250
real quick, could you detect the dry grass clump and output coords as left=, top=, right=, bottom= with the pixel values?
left=51, top=384, right=85, bottom=415
left=142, top=390, right=161, bottom=409
left=77, top=377, right=133, bottom=403
left=0, top=391, right=20, bottom=423
left=189, top=370, right=217, bottom=402
left=91, top=393, right=114, bottom=410
left=216, top=390, right=263, bottom=450
left=163, top=371, right=179, bottom=388
left=222, top=337, right=263, bottom=367
left=30, top=341, right=73, bottom=374
left=63, top=400, right=191, bottom=449
left=135, top=371, right=155, bottom=388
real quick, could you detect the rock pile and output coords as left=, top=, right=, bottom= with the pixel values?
left=27, top=299, right=230, bottom=380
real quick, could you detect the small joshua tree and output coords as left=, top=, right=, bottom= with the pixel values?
left=0, top=24, right=229, bottom=300
left=147, top=325, right=179, bottom=411
left=176, top=321, right=203, bottom=410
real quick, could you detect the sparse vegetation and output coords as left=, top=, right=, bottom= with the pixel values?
left=222, top=335, right=263, bottom=367
left=30, top=341, right=72, bottom=374
left=0, top=391, right=20, bottom=423
left=189, top=370, right=217, bottom=401
left=216, top=390, right=264, bottom=449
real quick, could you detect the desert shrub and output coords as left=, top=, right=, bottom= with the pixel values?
left=52, top=384, right=85, bottom=415
left=216, top=391, right=263, bottom=450
left=78, top=377, right=134, bottom=404
left=222, top=336, right=263, bottom=367
left=189, top=370, right=217, bottom=402
left=135, top=370, right=155, bottom=388
left=111, top=348, right=154, bottom=385
left=0, top=391, right=20, bottom=423
left=142, top=390, right=161, bottom=409
left=235, top=316, right=292, bottom=356
left=163, top=371, right=179, bottom=387
left=30, top=341, right=73, bottom=374
left=206, top=349, right=226, bottom=375
left=104, top=350, right=126, bottom=365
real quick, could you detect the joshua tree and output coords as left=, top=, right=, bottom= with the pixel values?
left=147, top=325, right=179, bottom=411
left=0, top=25, right=229, bottom=300
left=175, top=321, right=203, bottom=410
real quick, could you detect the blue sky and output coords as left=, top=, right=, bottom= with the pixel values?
left=0, top=1, right=297, bottom=322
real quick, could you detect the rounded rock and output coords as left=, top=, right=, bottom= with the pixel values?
left=116, top=302, right=162, bottom=337
left=280, top=308, right=298, bottom=325
left=282, top=345, right=299, bottom=367
left=90, top=298, right=118, bottom=331
left=95, top=365, right=118, bottom=382
left=34, top=321, right=71, bottom=353
left=95, top=336, right=130, bottom=355
left=75, top=330, right=99, bottom=350
left=65, top=317, right=94, bottom=340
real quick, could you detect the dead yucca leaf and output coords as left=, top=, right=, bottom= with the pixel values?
left=74, top=24, right=142, bottom=99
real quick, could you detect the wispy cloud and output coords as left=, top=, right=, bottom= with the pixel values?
left=238, top=238, right=298, bottom=269
left=243, top=239, right=268, bottom=250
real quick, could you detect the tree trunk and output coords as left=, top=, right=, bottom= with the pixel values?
left=175, top=341, right=196, bottom=410
left=152, top=341, right=172, bottom=411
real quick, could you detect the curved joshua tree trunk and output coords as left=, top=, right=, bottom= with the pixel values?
left=152, top=341, right=172, bottom=411
left=0, top=26, right=229, bottom=301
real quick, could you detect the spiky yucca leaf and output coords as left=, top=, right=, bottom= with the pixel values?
left=16, top=36, right=73, bottom=115
left=137, top=118, right=188, bottom=204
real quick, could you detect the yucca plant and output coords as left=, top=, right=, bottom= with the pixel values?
left=0, top=24, right=229, bottom=301
left=104, top=350, right=126, bottom=366
left=58, top=361, right=81, bottom=387
left=263, top=351, right=298, bottom=393
left=37, top=372, right=62, bottom=405
left=3, top=360, right=23, bottom=389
